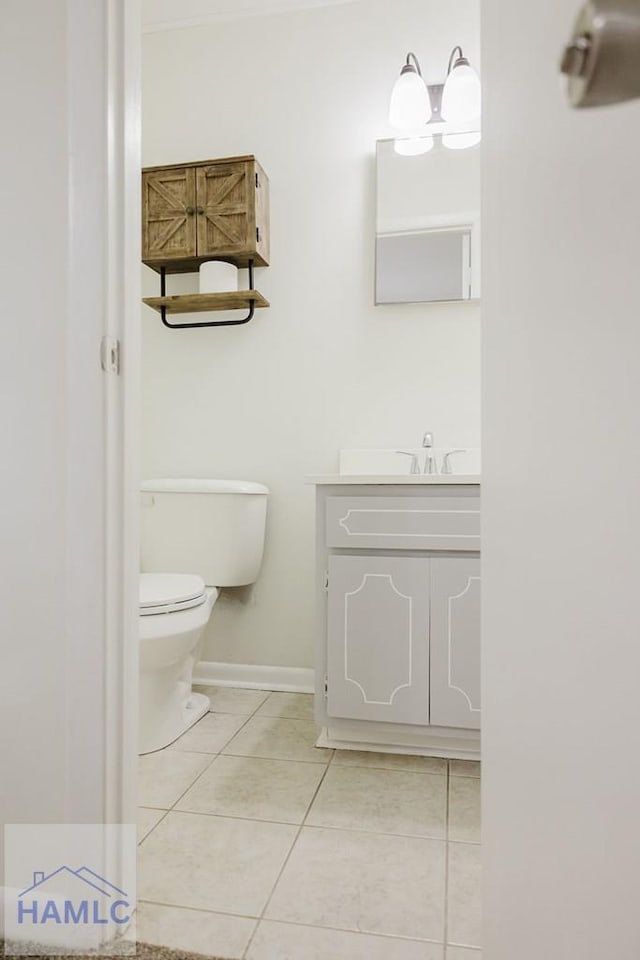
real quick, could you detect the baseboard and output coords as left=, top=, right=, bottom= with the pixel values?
left=193, top=660, right=315, bottom=694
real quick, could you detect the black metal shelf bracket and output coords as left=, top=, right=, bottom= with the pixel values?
left=159, top=260, right=256, bottom=329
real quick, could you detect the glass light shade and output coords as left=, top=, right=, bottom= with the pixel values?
left=394, top=136, right=435, bottom=156
left=441, top=62, right=481, bottom=123
left=443, top=130, right=482, bottom=150
left=389, top=68, right=432, bottom=129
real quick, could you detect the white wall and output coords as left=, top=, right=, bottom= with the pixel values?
left=142, top=0, right=481, bottom=669
left=483, top=1, right=640, bottom=957
left=0, top=0, right=138, bottom=900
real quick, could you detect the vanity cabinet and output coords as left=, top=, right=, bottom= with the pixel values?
left=142, top=155, right=270, bottom=272
left=314, top=481, right=481, bottom=760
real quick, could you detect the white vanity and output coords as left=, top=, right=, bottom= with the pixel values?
left=309, top=474, right=481, bottom=760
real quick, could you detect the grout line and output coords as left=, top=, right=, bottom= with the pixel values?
left=444, top=760, right=451, bottom=950
left=241, top=748, right=335, bottom=959
left=150, top=805, right=448, bottom=842
left=139, top=710, right=257, bottom=816
left=244, top=913, right=448, bottom=945
left=136, top=896, right=448, bottom=947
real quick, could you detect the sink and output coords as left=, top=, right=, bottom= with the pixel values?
left=339, top=448, right=481, bottom=477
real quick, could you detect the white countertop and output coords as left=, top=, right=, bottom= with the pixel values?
left=306, top=475, right=481, bottom=485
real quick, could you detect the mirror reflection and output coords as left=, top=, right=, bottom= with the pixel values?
left=375, top=134, right=481, bottom=305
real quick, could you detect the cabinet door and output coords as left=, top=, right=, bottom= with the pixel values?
left=196, top=161, right=254, bottom=261
left=430, top=558, right=481, bottom=730
left=142, top=167, right=197, bottom=263
left=327, top=555, right=430, bottom=725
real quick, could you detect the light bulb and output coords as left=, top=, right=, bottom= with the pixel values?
left=394, top=136, right=434, bottom=156
left=442, top=60, right=481, bottom=124
left=389, top=65, right=432, bottom=130
left=443, top=131, right=482, bottom=150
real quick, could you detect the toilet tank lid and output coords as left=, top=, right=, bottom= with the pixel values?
left=141, top=478, right=269, bottom=495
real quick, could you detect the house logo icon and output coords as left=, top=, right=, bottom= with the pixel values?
left=17, top=867, right=131, bottom=927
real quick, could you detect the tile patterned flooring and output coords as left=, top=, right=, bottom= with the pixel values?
left=137, top=688, right=481, bottom=960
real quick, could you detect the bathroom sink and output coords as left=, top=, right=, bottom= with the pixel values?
left=339, top=448, right=481, bottom=477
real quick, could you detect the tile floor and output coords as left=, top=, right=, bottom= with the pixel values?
left=137, top=688, right=481, bottom=960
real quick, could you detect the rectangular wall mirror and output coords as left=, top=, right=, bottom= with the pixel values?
left=375, top=134, right=481, bottom=305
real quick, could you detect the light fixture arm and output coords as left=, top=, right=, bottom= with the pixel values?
left=447, top=45, right=467, bottom=75
left=405, top=52, right=423, bottom=76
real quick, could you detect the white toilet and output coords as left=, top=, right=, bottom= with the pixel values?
left=138, top=478, right=268, bottom=755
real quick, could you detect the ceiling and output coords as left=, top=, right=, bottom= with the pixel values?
left=142, top=0, right=363, bottom=32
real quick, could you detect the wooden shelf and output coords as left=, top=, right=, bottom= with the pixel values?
left=143, top=290, right=269, bottom=315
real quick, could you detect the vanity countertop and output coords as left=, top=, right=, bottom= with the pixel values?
left=306, top=474, right=481, bottom=485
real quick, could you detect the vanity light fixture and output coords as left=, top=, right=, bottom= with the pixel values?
left=441, top=46, right=482, bottom=124
left=389, top=46, right=481, bottom=153
left=388, top=52, right=432, bottom=129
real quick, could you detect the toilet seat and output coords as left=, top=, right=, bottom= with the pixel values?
left=139, top=573, right=207, bottom=616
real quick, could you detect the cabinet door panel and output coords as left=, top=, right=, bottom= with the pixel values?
left=327, top=555, right=430, bottom=725
left=196, top=161, right=252, bottom=260
left=142, top=167, right=197, bottom=262
left=430, top=558, right=481, bottom=730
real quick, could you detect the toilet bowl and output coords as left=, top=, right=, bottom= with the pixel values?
left=138, top=573, right=218, bottom=755
left=138, top=479, right=268, bottom=755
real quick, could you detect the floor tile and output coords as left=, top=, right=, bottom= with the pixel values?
left=193, top=685, right=270, bottom=715
left=446, top=949, right=482, bottom=959
left=138, top=750, right=212, bottom=809
left=447, top=843, right=482, bottom=948
left=448, top=760, right=481, bottom=778
left=176, top=755, right=326, bottom=823
left=333, top=750, right=447, bottom=775
left=137, top=807, right=166, bottom=844
left=223, top=716, right=330, bottom=764
left=247, top=920, right=444, bottom=959
left=266, top=826, right=445, bottom=941
left=138, top=811, right=297, bottom=917
left=449, top=776, right=481, bottom=843
left=170, top=712, right=248, bottom=753
left=256, top=692, right=314, bottom=720
left=136, top=901, right=255, bottom=957
left=306, top=765, right=446, bottom=838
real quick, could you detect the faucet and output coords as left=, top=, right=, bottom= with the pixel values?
left=441, top=449, right=467, bottom=475
left=396, top=451, right=421, bottom=475
left=422, top=431, right=437, bottom=475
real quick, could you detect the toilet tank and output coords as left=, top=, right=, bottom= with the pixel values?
left=140, top=479, right=269, bottom=587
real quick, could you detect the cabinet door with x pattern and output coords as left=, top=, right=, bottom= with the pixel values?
left=196, top=160, right=256, bottom=262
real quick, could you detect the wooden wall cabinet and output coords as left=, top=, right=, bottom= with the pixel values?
left=315, top=482, right=481, bottom=760
left=142, top=155, right=270, bottom=272
left=141, top=155, right=270, bottom=325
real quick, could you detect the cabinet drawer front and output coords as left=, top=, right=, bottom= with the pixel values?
left=326, top=496, right=481, bottom=551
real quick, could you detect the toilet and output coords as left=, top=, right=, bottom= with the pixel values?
left=138, top=478, right=268, bottom=755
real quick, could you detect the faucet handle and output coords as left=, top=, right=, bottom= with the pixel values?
left=441, top=449, right=467, bottom=475
left=422, top=431, right=434, bottom=448
left=396, top=451, right=421, bottom=475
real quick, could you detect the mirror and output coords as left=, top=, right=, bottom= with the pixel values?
left=375, top=134, right=481, bottom=305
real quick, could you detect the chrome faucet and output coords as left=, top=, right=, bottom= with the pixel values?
left=441, top=449, right=466, bottom=475
left=396, top=451, right=421, bottom=475
left=422, top=431, right=437, bottom=475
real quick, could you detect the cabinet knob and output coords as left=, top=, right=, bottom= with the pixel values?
left=197, top=205, right=204, bottom=215
left=185, top=206, right=195, bottom=215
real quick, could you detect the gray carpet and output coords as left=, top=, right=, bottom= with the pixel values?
left=1, top=942, right=229, bottom=960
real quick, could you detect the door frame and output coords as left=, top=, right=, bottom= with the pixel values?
left=64, top=0, right=141, bottom=831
